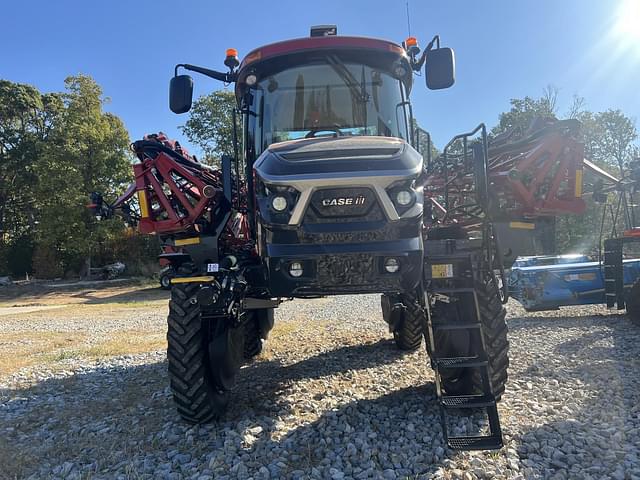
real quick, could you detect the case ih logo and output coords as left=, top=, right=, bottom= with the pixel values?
left=321, top=196, right=366, bottom=207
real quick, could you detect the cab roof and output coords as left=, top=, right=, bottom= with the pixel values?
left=239, top=35, right=407, bottom=71
left=235, top=35, right=412, bottom=97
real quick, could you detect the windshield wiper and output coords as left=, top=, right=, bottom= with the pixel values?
left=326, top=55, right=369, bottom=105
left=326, top=55, right=369, bottom=132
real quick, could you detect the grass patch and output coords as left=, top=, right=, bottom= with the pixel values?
left=0, top=332, right=88, bottom=377
left=0, top=330, right=165, bottom=379
left=83, top=331, right=166, bottom=358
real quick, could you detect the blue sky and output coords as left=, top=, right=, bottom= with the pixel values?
left=2, top=0, right=638, bottom=153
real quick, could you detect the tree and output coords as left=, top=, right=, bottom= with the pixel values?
left=34, top=75, right=132, bottom=275
left=0, top=76, right=133, bottom=277
left=0, top=81, right=64, bottom=275
left=491, top=85, right=559, bottom=137
left=180, top=90, right=236, bottom=164
left=591, top=109, right=638, bottom=172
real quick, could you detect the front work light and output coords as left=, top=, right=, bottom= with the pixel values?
left=289, top=262, right=304, bottom=277
left=396, top=190, right=414, bottom=206
left=384, top=258, right=400, bottom=273
left=271, top=195, right=288, bottom=212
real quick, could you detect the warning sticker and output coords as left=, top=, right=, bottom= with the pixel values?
left=431, top=264, right=454, bottom=278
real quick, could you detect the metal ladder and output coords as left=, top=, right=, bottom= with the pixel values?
left=424, top=248, right=503, bottom=451
left=603, top=237, right=624, bottom=309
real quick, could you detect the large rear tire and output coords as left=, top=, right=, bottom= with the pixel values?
left=626, top=278, right=640, bottom=325
left=382, top=294, right=425, bottom=351
left=428, top=277, right=509, bottom=400
left=167, top=283, right=243, bottom=423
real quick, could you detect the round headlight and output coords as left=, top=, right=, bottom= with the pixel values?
left=245, top=73, right=258, bottom=86
left=271, top=195, right=288, bottom=212
left=384, top=258, right=400, bottom=273
left=396, top=190, right=414, bottom=206
left=289, top=262, right=304, bottom=277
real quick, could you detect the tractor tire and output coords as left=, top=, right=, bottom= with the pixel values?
left=244, top=308, right=275, bottom=359
left=626, top=278, right=640, bottom=325
left=428, top=277, right=509, bottom=400
left=160, top=272, right=172, bottom=290
left=243, top=312, right=262, bottom=360
left=382, top=294, right=425, bottom=351
left=167, top=283, right=243, bottom=423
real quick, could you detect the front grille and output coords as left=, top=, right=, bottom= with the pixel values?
left=317, top=254, right=377, bottom=286
left=305, top=187, right=383, bottom=223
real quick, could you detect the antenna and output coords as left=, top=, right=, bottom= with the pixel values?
left=406, top=1, right=411, bottom=37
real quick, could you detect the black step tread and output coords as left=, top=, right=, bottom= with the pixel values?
left=432, top=288, right=477, bottom=294
left=424, top=254, right=475, bottom=262
left=441, top=394, right=496, bottom=409
left=433, top=322, right=482, bottom=331
left=447, top=435, right=503, bottom=451
left=435, top=356, right=488, bottom=368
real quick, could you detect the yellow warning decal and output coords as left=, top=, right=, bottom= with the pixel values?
left=431, top=264, right=454, bottom=279
left=175, top=237, right=201, bottom=246
left=137, top=191, right=149, bottom=218
left=170, top=276, right=214, bottom=284
left=509, top=221, right=535, bottom=230
left=575, top=169, right=583, bottom=197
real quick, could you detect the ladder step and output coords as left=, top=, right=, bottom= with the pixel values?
left=436, top=356, right=488, bottom=368
left=447, top=435, right=503, bottom=451
left=432, top=288, right=476, bottom=295
left=425, top=253, right=474, bottom=261
left=433, top=322, right=482, bottom=331
left=441, top=394, right=495, bottom=409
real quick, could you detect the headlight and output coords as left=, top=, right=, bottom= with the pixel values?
left=245, top=73, right=258, bottom=86
left=289, top=262, right=304, bottom=277
left=271, top=195, right=288, bottom=212
left=384, top=257, right=400, bottom=273
left=395, top=190, right=414, bottom=206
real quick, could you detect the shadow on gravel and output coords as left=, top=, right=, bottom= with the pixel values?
left=507, top=313, right=640, bottom=479
left=1, top=339, right=451, bottom=478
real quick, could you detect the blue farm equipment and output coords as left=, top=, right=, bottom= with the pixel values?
left=509, top=255, right=640, bottom=311
left=509, top=155, right=640, bottom=320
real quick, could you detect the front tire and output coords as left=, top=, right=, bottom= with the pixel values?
left=160, top=272, right=172, bottom=290
left=167, top=283, right=242, bottom=423
left=627, top=278, right=640, bottom=325
left=243, top=308, right=275, bottom=360
left=382, top=294, right=425, bottom=351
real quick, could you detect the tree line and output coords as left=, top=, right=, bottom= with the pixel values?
left=1, top=78, right=637, bottom=279
left=0, top=76, right=158, bottom=279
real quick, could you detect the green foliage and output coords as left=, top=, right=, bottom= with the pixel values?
left=180, top=90, right=237, bottom=164
left=581, top=109, right=638, bottom=172
left=0, top=76, right=135, bottom=278
left=492, top=85, right=558, bottom=137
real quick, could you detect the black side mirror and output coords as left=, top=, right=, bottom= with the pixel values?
left=169, top=75, right=194, bottom=113
left=425, top=48, right=455, bottom=90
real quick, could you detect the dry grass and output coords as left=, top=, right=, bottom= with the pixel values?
left=83, top=331, right=166, bottom=358
left=0, top=330, right=166, bottom=379
left=0, top=332, right=89, bottom=377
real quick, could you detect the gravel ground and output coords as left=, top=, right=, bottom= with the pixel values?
left=1, top=292, right=639, bottom=479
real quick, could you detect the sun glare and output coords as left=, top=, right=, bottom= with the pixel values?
left=615, top=0, right=640, bottom=43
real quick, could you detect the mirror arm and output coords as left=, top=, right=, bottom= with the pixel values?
left=175, top=64, right=237, bottom=83
left=410, top=35, right=441, bottom=72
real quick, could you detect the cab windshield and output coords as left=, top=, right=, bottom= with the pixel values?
left=247, top=58, right=410, bottom=156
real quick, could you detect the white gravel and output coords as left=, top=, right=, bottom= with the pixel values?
left=1, top=296, right=639, bottom=479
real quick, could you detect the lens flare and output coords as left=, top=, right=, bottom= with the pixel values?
left=615, top=0, right=640, bottom=43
